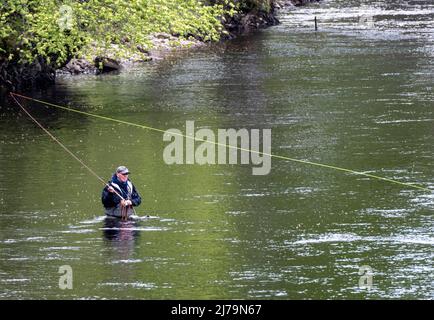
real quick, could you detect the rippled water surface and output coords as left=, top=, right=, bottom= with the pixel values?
left=0, top=0, right=433, bottom=299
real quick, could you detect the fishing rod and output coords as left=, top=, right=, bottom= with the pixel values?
left=9, top=92, right=133, bottom=220
left=9, top=92, right=432, bottom=193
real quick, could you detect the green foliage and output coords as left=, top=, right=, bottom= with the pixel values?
left=210, top=0, right=272, bottom=13
left=0, top=0, right=239, bottom=67
left=0, top=0, right=83, bottom=65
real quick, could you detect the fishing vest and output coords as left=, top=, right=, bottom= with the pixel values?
left=104, top=181, right=134, bottom=218
left=110, top=181, right=133, bottom=200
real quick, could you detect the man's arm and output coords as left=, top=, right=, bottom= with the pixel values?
left=101, top=185, right=120, bottom=207
left=131, top=185, right=142, bottom=207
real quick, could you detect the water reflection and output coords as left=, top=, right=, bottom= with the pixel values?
left=101, top=217, right=142, bottom=272
left=102, top=216, right=140, bottom=242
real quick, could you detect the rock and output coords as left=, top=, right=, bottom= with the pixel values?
left=57, top=58, right=97, bottom=75
left=120, top=36, right=130, bottom=44
left=290, top=0, right=319, bottom=7
left=222, top=4, right=281, bottom=38
left=154, top=32, right=172, bottom=39
left=0, top=56, right=55, bottom=90
left=136, top=44, right=149, bottom=54
left=94, top=57, right=121, bottom=73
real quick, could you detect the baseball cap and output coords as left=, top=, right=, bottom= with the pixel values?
left=116, top=166, right=130, bottom=175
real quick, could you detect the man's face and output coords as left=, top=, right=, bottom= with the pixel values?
left=116, top=172, right=129, bottom=183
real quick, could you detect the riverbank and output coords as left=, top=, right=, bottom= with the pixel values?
left=1, top=0, right=321, bottom=90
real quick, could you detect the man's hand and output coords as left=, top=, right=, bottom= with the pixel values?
left=120, top=199, right=132, bottom=207
left=107, top=186, right=115, bottom=193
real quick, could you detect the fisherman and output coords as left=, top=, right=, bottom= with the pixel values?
left=102, top=166, right=141, bottom=218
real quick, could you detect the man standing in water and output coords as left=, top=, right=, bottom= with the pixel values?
left=102, top=166, right=141, bottom=218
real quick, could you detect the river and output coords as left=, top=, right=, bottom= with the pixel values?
left=0, top=0, right=433, bottom=299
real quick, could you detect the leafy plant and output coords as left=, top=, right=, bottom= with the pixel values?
left=0, top=0, right=239, bottom=68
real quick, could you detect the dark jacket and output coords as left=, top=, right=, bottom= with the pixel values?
left=102, top=174, right=141, bottom=217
